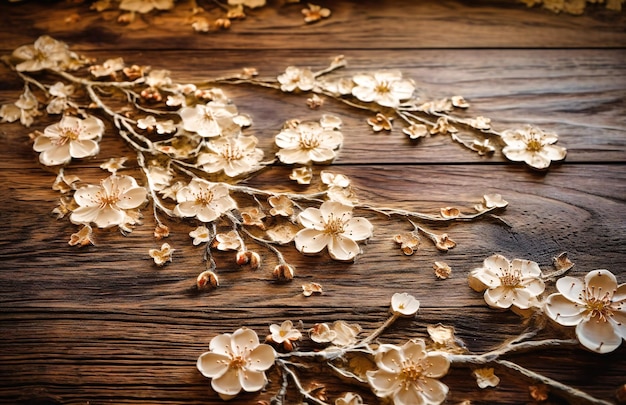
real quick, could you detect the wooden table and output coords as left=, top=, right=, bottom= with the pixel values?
left=1, top=1, right=625, bottom=404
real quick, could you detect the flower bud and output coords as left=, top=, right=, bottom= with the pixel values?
left=273, top=264, right=295, bottom=281
left=197, top=270, right=219, bottom=289
left=248, top=251, right=261, bottom=269
left=236, top=250, right=249, bottom=265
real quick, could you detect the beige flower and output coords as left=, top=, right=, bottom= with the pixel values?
left=70, top=174, right=147, bottom=228
left=89, top=57, right=124, bottom=78
left=352, top=70, right=415, bottom=108
left=469, top=254, right=545, bottom=310
left=179, top=102, right=242, bottom=138
left=289, top=166, right=313, bottom=184
left=189, top=225, right=212, bottom=245
left=68, top=225, right=94, bottom=247
left=268, top=320, right=302, bottom=350
left=12, top=35, right=80, bottom=72
left=366, top=339, right=450, bottom=405
left=214, top=230, right=241, bottom=251
left=1, top=86, right=41, bottom=127
left=302, top=282, right=323, bottom=297
left=403, top=124, right=428, bottom=140
left=240, top=206, right=265, bottom=228
left=391, top=292, right=420, bottom=317
left=320, top=171, right=350, bottom=188
left=302, top=3, right=331, bottom=23
left=173, top=179, right=237, bottom=222
left=119, top=0, right=174, bottom=13
left=196, top=136, right=264, bottom=177
left=335, top=392, right=364, bottom=405
left=149, top=243, right=174, bottom=266
left=34, top=115, right=103, bottom=166
left=367, top=113, right=393, bottom=132
left=197, top=327, right=276, bottom=400
left=544, top=269, right=625, bottom=354
left=393, top=232, right=420, bottom=255
left=266, top=223, right=299, bottom=244
left=473, top=367, right=500, bottom=389
left=276, top=119, right=343, bottom=164
left=294, top=201, right=373, bottom=261
left=277, top=66, right=316, bottom=92
left=47, top=82, right=74, bottom=114
left=501, top=125, right=567, bottom=170
left=268, top=195, right=294, bottom=217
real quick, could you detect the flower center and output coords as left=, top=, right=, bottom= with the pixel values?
left=525, top=130, right=543, bottom=152
left=220, top=143, right=243, bottom=161
left=324, top=214, right=346, bottom=235
left=54, top=125, right=81, bottom=145
left=499, top=267, right=523, bottom=288
left=229, top=354, right=247, bottom=370
left=400, top=360, right=425, bottom=388
left=95, top=188, right=120, bottom=208
left=195, top=190, right=214, bottom=206
left=583, top=288, right=613, bottom=322
left=375, top=81, right=391, bottom=94
left=298, top=131, right=321, bottom=150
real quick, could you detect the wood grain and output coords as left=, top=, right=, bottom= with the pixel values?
left=0, top=1, right=625, bottom=404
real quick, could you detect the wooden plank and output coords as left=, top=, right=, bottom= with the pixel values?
left=1, top=0, right=625, bottom=51
left=1, top=49, right=625, bottom=168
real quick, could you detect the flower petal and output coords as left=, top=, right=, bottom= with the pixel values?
left=556, top=276, right=585, bottom=304
left=541, top=144, right=567, bottom=161
left=231, top=327, right=259, bottom=355
left=484, top=287, right=514, bottom=309
left=417, top=377, right=449, bottom=404
left=117, top=187, right=147, bottom=209
left=544, top=293, right=586, bottom=325
left=424, top=353, right=450, bottom=378
left=584, top=269, right=618, bottom=300
left=69, top=139, right=99, bottom=158
left=209, top=333, right=232, bottom=355
left=248, top=344, right=276, bottom=372
left=512, top=259, right=542, bottom=278
left=327, top=235, right=360, bottom=261
left=576, top=316, right=622, bottom=353
left=375, top=344, right=403, bottom=373
left=366, top=369, right=400, bottom=397
left=211, top=367, right=242, bottom=396
left=70, top=206, right=100, bottom=225
left=343, top=217, right=374, bottom=241
left=294, top=228, right=330, bottom=254
left=93, top=206, right=125, bottom=228
left=197, top=352, right=229, bottom=378
left=239, top=369, right=267, bottom=393
left=394, top=383, right=424, bottom=405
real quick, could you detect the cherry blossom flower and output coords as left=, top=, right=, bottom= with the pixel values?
left=34, top=115, right=104, bottom=166
left=68, top=225, right=94, bottom=247
left=403, top=124, right=428, bottom=140
left=351, top=70, right=415, bottom=108
left=179, top=102, right=242, bottom=138
left=310, top=321, right=361, bottom=346
left=335, top=392, right=364, bottom=405
left=173, top=179, right=237, bottom=222
left=189, top=225, right=212, bottom=245
left=289, top=166, right=313, bottom=184
left=149, top=242, right=175, bottom=266
left=367, top=113, right=392, bottom=132
left=267, top=320, right=302, bottom=350
left=277, top=66, right=316, bottom=92
left=393, top=232, right=420, bottom=255
left=268, top=195, right=294, bottom=217
left=544, top=269, right=625, bottom=354
left=70, top=174, right=147, bottom=228
left=366, top=339, right=450, bottom=405
left=468, top=254, right=545, bottom=311
left=12, top=35, right=80, bottom=72
left=0, top=86, right=40, bottom=127
left=391, top=292, right=420, bottom=317
left=119, top=0, right=174, bottom=13
left=473, top=367, right=500, bottom=388
left=302, top=3, right=331, bottom=23
left=196, top=136, right=264, bottom=177
left=266, top=223, right=299, bottom=244
left=47, top=82, right=74, bottom=114
left=321, top=171, right=350, bottom=188
left=197, top=327, right=275, bottom=400
left=302, top=282, right=323, bottom=297
left=214, top=231, right=242, bottom=251
left=294, top=201, right=373, bottom=261
left=275, top=119, right=343, bottom=165
left=89, top=57, right=124, bottom=78
left=501, top=125, right=567, bottom=170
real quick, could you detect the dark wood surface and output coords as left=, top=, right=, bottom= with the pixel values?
left=0, top=1, right=625, bottom=404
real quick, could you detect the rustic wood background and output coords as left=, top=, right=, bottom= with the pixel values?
left=1, top=1, right=625, bottom=404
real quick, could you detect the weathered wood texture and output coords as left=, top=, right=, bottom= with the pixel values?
left=0, top=1, right=625, bottom=405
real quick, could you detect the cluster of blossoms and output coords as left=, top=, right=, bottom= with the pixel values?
left=470, top=255, right=625, bottom=354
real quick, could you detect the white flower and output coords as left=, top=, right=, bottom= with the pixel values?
left=331, top=320, right=362, bottom=346
left=1, top=86, right=40, bottom=127
left=468, top=254, right=545, bottom=310
left=119, top=0, right=174, bottom=13
left=366, top=339, right=450, bottom=405
left=189, top=225, right=212, bottom=245
left=173, top=179, right=237, bottom=222
left=277, top=66, right=316, bottom=92
left=70, top=174, right=147, bottom=228
left=351, top=70, right=415, bottom=108
left=501, top=126, right=567, bottom=170
left=228, top=0, right=266, bottom=8
left=149, top=242, right=174, bottom=266
left=89, top=57, right=124, bottom=78
left=179, top=102, right=243, bottom=138
left=321, top=171, right=350, bottom=188
left=275, top=120, right=343, bottom=164
left=47, top=82, right=74, bottom=114
left=544, top=269, right=625, bottom=354
left=289, top=166, right=313, bottom=185
left=214, top=231, right=241, bottom=251
left=391, top=293, right=420, bottom=317
left=295, top=201, right=373, bottom=261
left=196, top=136, right=264, bottom=177
left=473, top=367, right=500, bottom=389
left=335, top=392, right=364, bottom=405
left=197, top=327, right=276, bottom=400
left=12, top=35, right=79, bottom=72
left=268, top=320, right=302, bottom=345
left=34, top=115, right=104, bottom=166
